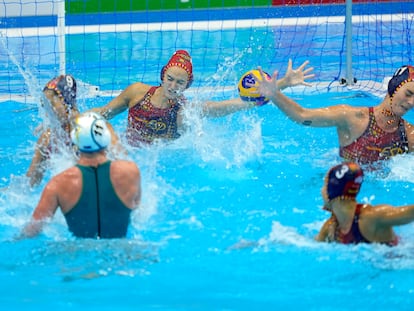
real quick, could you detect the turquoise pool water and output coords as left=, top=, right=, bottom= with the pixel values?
left=1, top=90, right=414, bottom=309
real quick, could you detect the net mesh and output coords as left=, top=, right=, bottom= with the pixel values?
left=0, top=0, right=413, bottom=102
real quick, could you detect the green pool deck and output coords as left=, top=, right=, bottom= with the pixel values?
left=66, top=0, right=271, bottom=13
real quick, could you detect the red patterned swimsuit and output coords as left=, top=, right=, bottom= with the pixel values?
left=126, top=86, right=183, bottom=146
left=340, top=107, right=408, bottom=164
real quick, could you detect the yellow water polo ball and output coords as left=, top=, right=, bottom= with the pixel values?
left=237, top=69, right=271, bottom=106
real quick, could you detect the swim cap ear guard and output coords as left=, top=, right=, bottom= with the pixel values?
left=160, top=50, right=193, bottom=88
left=71, top=112, right=111, bottom=153
left=43, top=74, right=77, bottom=108
left=387, top=65, right=414, bottom=97
left=325, top=162, right=364, bottom=202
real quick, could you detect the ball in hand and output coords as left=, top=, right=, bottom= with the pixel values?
left=238, top=69, right=271, bottom=106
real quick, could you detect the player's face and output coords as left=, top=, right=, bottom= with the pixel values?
left=392, top=81, right=414, bottom=116
left=162, top=67, right=189, bottom=99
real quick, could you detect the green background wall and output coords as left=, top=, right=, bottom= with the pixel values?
left=67, top=0, right=271, bottom=13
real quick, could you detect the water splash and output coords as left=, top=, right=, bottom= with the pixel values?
left=263, top=220, right=319, bottom=248
left=0, top=34, right=41, bottom=105
left=179, top=101, right=264, bottom=171
left=386, top=154, right=414, bottom=183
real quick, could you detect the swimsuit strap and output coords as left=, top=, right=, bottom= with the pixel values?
left=140, top=86, right=158, bottom=106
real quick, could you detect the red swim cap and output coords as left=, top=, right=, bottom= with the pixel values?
left=160, top=50, right=193, bottom=88
left=325, top=162, right=364, bottom=201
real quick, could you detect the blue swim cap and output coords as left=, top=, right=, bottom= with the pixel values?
left=44, top=75, right=77, bottom=108
left=387, top=65, right=414, bottom=97
left=325, top=162, right=364, bottom=202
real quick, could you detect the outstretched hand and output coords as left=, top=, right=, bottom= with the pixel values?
left=252, top=59, right=314, bottom=99
left=283, top=59, right=315, bottom=88
left=254, top=67, right=280, bottom=98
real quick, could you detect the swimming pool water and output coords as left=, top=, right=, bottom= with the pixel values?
left=2, top=6, right=414, bottom=308
left=1, top=89, right=414, bottom=309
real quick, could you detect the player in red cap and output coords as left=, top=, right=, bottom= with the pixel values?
left=91, top=50, right=313, bottom=146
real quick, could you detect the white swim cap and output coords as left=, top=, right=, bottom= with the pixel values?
left=71, top=112, right=111, bottom=153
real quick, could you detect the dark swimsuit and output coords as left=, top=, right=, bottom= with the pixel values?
left=336, top=204, right=370, bottom=244
left=126, top=86, right=183, bottom=146
left=64, top=161, right=132, bottom=239
left=339, top=107, right=408, bottom=164
left=335, top=204, right=398, bottom=246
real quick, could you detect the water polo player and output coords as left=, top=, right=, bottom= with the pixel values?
left=26, top=75, right=123, bottom=187
left=26, top=75, right=80, bottom=186
left=316, top=162, right=414, bottom=245
left=90, top=51, right=314, bottom=146
left=20, top=112, right=141, bottom=239
left=254, top=65, right=414, bottom=167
